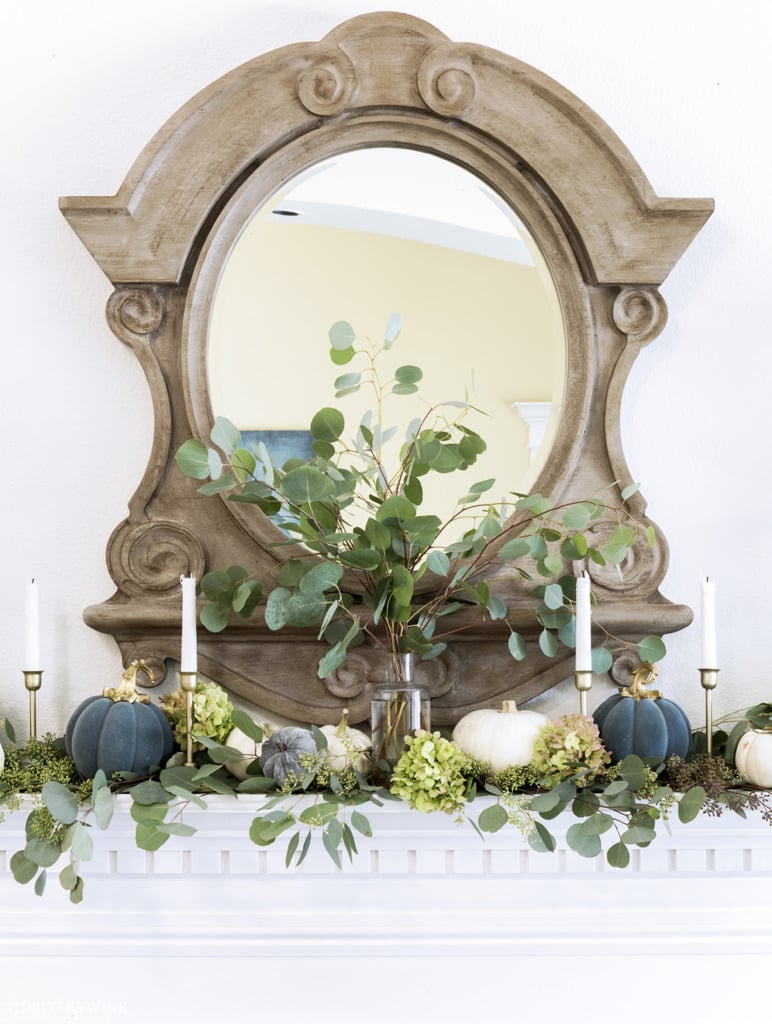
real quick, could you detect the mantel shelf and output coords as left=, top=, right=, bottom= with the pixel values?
left=2, top=795, right=772, bottom=960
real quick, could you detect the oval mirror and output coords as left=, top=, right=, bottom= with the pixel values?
left=207, top=148, right=566, bottom=526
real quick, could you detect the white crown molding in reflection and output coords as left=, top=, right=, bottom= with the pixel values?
left=513, top=401, right=552, bottom=461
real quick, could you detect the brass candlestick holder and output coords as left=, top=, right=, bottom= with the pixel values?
left=700, top=668, right=719, bottom=755
left=23, top=670, right=43, bottom=740
left=574, top=670, right=593, bottom=716
left=179, top=670, right=198, bottom=767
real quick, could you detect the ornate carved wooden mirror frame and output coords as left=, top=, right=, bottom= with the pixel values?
left=60, top=12, right=713, bottom=725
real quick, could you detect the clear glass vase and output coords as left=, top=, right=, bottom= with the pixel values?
left=370, top=652, right=430, bottom=782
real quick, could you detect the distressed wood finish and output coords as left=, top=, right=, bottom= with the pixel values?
left=60, top=13, right=713, bottom=724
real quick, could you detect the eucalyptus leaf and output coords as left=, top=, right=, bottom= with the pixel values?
left=281, top=465, right=336, bottom=503
left=384, top=312, right=403, bottom=346
left=265, top=587, right=291, bottom=631
left=200, top=602, right=230, bottom=633
left=42, top=781, right=78, bottom=825
left=135, top=824, right=170, bottom=852
left=130, top=802, right=170, bottom=826
left=530, top=790, right=562, bottom=814
left=351, top=810, right=372, bottom=837
left=621, top=481, right=641, bottom=500
left=198, top=475, right=237, bottom=496
left=527, top=821, right=557, bottom=853
left=93, top=786, right=114, bottom=830
left=210, top=416, right=241, bottom=455
left=591, top=646, right=613, bottom=674
left=637, top=635, right=666, bottom=663
left=206, top=448, right=223, bottom=480
left=486, top=594, right=508, bottom=620
left=508, top=631, right=527, bottom=660
left=678, top=786, right=706, bottom=823
left=580, top=812, right=614, bottom=836
left=539, top=628, right=558, bottom=657
left=394, top=365, right=423, bottom=385
left=59, top=862, right=79, bottom=892
left=284, top=830, right=301, bottom=867
left=24, top=838, right=62, bottom=869
left=543, top=583, right=564, bottom=610
left=329, top=320, right=356, bottom=350
left=621, top=825, right=657, bottom=846
left=10, top=850, right=38, bottom=884
left=157, top=822, right=197, bottom=838
left=300, top=802, right=341, bottom=826
left=562, top=504, right=592, bottom=530
left=175, top=439, right=211, bottom=479
left=71, top=823, right=94, bottom=861
left=498, top=537, right=531, bottom=560
left=607, top=841, right=631, bottom=868
left=131, top=780, right=173, bottom=806
left=338, top=548, right=381, bottom=570
left=478, top=802, right=508, bottom=833
left=427, top=549, right=450, bottom=576
left=566, top=822, right=602, bottom=857
left=322, top=829, right=343, bottom=869
left=618, top=755, right=647, bottom=792
left=231, top=709, right=264, bottom=744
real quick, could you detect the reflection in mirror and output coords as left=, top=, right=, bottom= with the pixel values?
left=208, top=149, right=565, bottom=528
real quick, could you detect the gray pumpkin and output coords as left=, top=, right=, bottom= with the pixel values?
left=259, top=726, right=316, bottom=785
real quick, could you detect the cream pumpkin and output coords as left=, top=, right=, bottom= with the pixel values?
left=320, top=709, right=371, bottom=774
left=223, top=725, right=263, bottom=781
left=452, top=699, right=548, bottom=772
left=735, top=729, right=772, bottom=788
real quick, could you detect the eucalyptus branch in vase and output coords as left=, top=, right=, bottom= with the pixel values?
left=176, top=314, right=664, bottom=685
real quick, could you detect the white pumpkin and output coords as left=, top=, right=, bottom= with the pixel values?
left=735, top=729, right=772, bottom=788
left=452, top=699, right=548, bottom=772
left=320, top=709, right=371, bottom=774
left=223, top=725, right=263, bottom=781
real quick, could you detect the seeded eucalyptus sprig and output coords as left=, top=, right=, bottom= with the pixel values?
left=177, top=315, right=663, bottom=677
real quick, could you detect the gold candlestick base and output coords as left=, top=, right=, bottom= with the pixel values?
left=179, top=670, right=198, bottom=767
left=23, top=670, right=43, bottom=740
left=700, top=668, right=719, bottom=756
left=574, top=669, right=593, bottom=717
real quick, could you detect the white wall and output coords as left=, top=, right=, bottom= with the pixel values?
left=4, top=3, right=772, bottom=1021
left=1, top=0, right=767, bottom=735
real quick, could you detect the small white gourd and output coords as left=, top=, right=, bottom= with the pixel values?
left=452, top=699, right=548, bottom=772
left=735, top=729, right=772, bottom=788
left=320, top=709, right=371, bottom=774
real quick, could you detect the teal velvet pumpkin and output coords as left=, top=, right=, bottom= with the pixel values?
left=593, top=688, right=691, bottom=763
left=65, top=661, right=173, bottom=779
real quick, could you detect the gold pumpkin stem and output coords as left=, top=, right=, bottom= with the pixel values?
left=501, top=700, right=518, bottom=714
left=620, top=661, right=662, bottom=702
left=102, top=659, right=153, bottom=704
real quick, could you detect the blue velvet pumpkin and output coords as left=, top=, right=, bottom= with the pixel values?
left=65, top=661, right=173, bottom=779
left=592, top=663, right=691, bottom=763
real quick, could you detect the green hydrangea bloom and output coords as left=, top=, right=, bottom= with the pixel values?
left=531, top=714, right=611, bottom=788
left=161, top=680, right=234, bottom=750
left=390, top=731, right=468, bottom=814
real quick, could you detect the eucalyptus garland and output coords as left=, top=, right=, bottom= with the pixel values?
left=3, top=703, right=772, bottom=905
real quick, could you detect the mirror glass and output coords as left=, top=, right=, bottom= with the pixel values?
left=207, top=148, right=565, bottom=526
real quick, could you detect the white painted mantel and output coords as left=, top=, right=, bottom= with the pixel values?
left=2, top=796, right=772, bottom=1022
